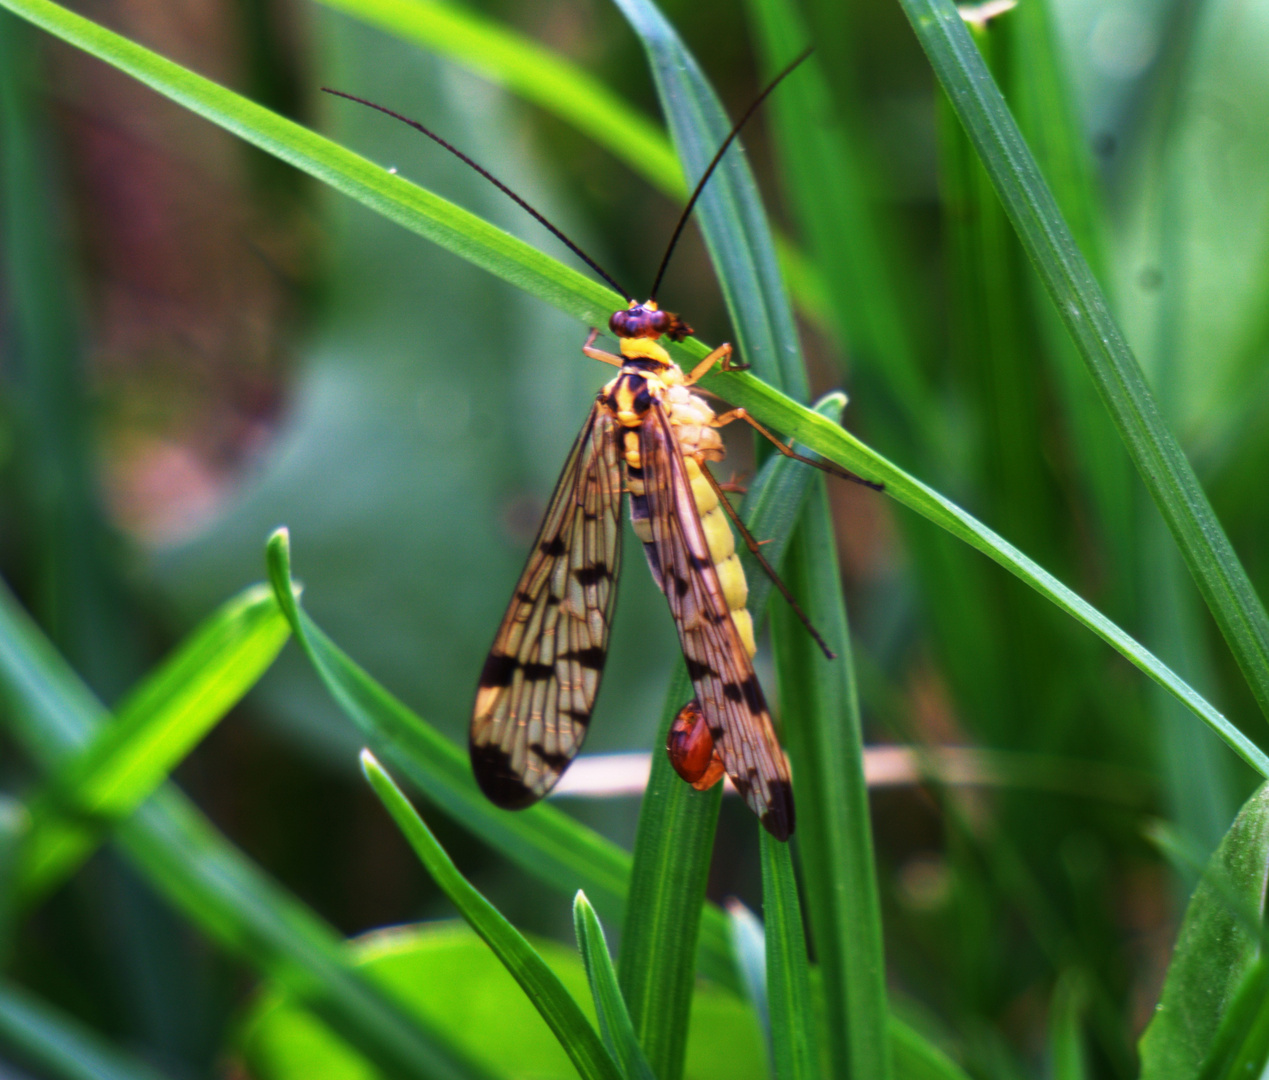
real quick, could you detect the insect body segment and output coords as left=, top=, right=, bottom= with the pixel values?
left=471, top=301, right=796, bottom=840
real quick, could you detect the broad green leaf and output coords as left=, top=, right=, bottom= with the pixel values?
left=1139, top=783, right=1269, bottom=1079
left=240, top=924, right=771, bottom=1080
left=0, top=579, right=489, bottom=1080
left=894, top=0, right=1269, bottom=725
left=361, top=751, right=621, bottom=1080
left=759, top=834, right=820, bottom=1080
left=16, top=584, right=289, bottom=906
left=573, top=893, right=656, bottom=1080
left=0, top=978, right=172, bottom=1080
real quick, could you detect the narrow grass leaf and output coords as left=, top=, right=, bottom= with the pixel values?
left=2, top=0, right=1227, bottom=776
left=895, top=0, right=1269, bottom=724
left=573, top=892, right=657, bottom=1080
left=1139, top=783, right=1269, bottom=1079
left=360, top=750, right=622, bottom=1080
left=0, top=0, right=623, bottom=328
left=263, top=529, right=741, bottom=991
left=703, top=371, right=1268, bottom=781
left=760, top=833, right=820, bottom=1080
left=0, top=978, right=172, bottom=1080
left=726, top=899, right=770, bottom=1053
left=743, top=0, right=932, bottom=428
left=0, top=581, right=490, bottom=1080
left=315, top=0, right=682, bottom=193
left=615, top=405, right=825, bottom=1079
left=611, top=0, right=804, bottom=397
left=773, top=479, right=891, bottom=1080
left=16, top=584, right=289, bottom=906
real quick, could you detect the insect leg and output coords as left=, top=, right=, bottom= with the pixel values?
left=582, top=328, right=624, bottom=367
left=710, top=408, right=884, bottom=491
left=683, top=342, right=750, bottom=384
left=697, top=463, right=836, bottom=660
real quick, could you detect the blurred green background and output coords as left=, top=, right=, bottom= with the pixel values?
left=2, top=0, right=1269, bottom=1076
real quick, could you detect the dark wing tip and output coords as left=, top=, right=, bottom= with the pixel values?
left=760, top=778, right=796, bottom=841
left=470, top=742, right=539, bottom=809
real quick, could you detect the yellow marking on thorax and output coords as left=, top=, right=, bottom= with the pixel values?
left=619, top=337, right=672, bottom=364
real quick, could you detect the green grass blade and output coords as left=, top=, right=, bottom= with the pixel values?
left=263, top=529, right=741, bottom=992
left=315, top=0, right=682, bottom=195
left=616, top=660, right=723, bottom=1077
left=701, top=371, right=1268, bottom=780
left=615, top=407, right=828, bottom=1078
left=742, top=0, right=931, bottom=425
left=0, top=0, right=621, bottom=325
left=894, top=0, right=1269, bottom=723
left=573, top=892, right=657, bottom=1080
left=610, top=0, right=804, bottom=397
left=0, top=581, right=491, bottom=1080
left=726, top=899, right=771, bottom=1055
left=772, top=479, right=891, bottom=1080
left=360, top=750, right=623, bottom=1080
left=263, top=531, right=631, bottom=922
left=0, top=978, right=172, bottom=1080
left=759, top=833, right=821, bottom=1080
left=16, top=584, right=289, bottom=907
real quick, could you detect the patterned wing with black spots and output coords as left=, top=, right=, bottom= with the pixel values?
left=470, top=404, right=623, bottom=807
left=638, top=405, right=795, bottom=839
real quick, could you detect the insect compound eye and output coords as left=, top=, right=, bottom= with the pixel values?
left=609, top=310, right=630, bottom=337
left=649, top=310, right=671, bottom=335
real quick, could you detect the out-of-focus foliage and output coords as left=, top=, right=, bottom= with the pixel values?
left=1, top=0, right=1268, bottom=1078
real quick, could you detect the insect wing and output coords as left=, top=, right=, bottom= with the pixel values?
left=471, top=404, right=623, bottom=808
left=640, top=406, right=795, bottom=839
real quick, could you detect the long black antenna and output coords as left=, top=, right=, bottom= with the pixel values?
left=322, top=88, right=633, bottom=302
left=647, top=47, right=813, bottom=303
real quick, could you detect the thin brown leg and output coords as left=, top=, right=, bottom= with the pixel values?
left=698, top=464, right=836, bottom=661
left=582, top=328, right=623, bottom=367
left=711, top=408, right=884, bottom=491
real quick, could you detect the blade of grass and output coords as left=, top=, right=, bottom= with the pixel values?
left=0, top=978, right=172, bottom=1080
left=15, top=584, right=289, bottom=906
left=759, top=833, right=821, bottom=1080
left=0, top=580, right=492, bottom=1080
left=315, top=0, right=681, bottom=191
left=725, top=899, right=771, bottom=1058
left=610, top=0, right=804, bottom=396
left=262, top=529, right=743, bottom=993
left=773, top=477, right=891, bottom=1080
left=1197, top=956, right=1269, bottom=1080
left=615, top=394, right=834, bottom=1079
left=359, top=750, right=623, bottom=1080
left=6, top=0, right=1254, bottom=843
left=743, top=0, right=932, bottom=430
left=894, top=0, right=1269, bottom=724
left=573, top=892, right=657, bottom=1080
left=703, top=372, right=1269, bottom=781
left=606, top=9, right=821, bottom=1072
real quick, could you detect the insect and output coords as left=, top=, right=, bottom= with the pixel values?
left=326, top=51, right=879, bottom=840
